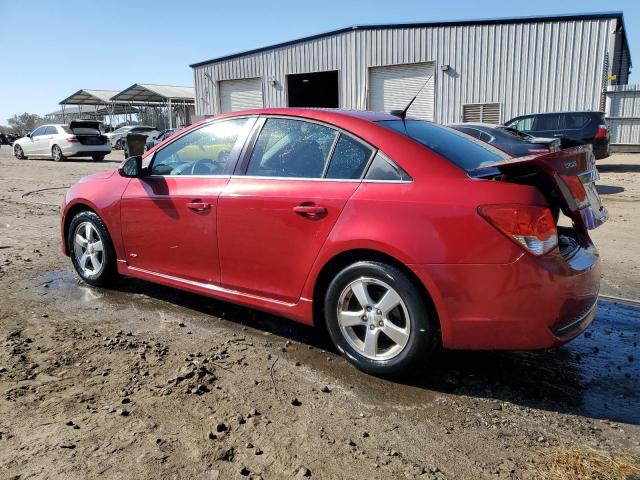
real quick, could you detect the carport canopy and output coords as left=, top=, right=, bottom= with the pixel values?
left=110, top=84, right=195, bottom=104
left=59, top=89, right=122, bottom=106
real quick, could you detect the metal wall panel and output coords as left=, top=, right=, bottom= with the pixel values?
left=606, top=85, right=640, bottom=147
left=193, top=18, right=620, bottom=125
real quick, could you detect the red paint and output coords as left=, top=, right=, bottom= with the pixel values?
left=61, top=108, right=601, bottom=350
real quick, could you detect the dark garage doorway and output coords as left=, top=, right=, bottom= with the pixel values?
left=287, top=71, right=339, bottom=108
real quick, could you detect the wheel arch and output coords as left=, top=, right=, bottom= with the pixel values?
left=62, top=202, right=99, bottom=255
left=311, top=248, right=440, bottom=335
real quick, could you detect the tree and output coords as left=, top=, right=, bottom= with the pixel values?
left=7, top=113, right=45, bottom=134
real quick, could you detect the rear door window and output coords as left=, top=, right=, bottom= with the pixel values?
left=378, top=120, right=508, bottom=172
left=325, top=134, right=373, bottom=179
left=246, top=118, right=337, bottom=178
left=532, top=114, right=561, bottom=131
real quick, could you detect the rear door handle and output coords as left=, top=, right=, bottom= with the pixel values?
left=293, top=204, right=327, bottom=218
left=186, top=201, right=211, bottom=212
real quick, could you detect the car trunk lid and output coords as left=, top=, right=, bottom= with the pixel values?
left=67, top=120, right=109, bottom=146
left=474, top=145, right=608, bottom=234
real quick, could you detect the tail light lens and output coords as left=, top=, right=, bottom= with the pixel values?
left=479, top=204, right=558, bottom=256
left=67, top=136, right=79, bottom=143
left=595, top=124, right=608, bottom=139
left=560, top=175, right=589, bottom=208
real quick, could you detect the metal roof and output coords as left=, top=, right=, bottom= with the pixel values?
left=190, top=11, right=628, bottom=67
left=110, top=84, right=195, bottom=103
left=47, top=105, right=138, bottom=116
left=59, top=89, right=122, bottom=105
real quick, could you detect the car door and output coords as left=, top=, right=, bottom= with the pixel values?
left=530, top=114, right=562, bottom=142
left=120, top=117, right=256, bottom=284
left=41, top=126, right=58, bottom=157
left=24, top=126, right=48, bottom=155
left=218, top=116, right=375, bottom=303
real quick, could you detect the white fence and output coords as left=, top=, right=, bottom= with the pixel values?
left=606, top=85, right=640, bottom=152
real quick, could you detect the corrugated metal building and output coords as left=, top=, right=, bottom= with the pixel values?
left=191, top=12, right=631, bottom=124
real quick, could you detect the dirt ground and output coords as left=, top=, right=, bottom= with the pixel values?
left=0, top=146, right=638, bottom=480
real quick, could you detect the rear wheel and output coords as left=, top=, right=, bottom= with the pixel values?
left=92, top=154, right=106, bottom=161
left=324, top=261, right=437, bottom=376
left=67, top=211, right=118, bottom=287
left=52, top=145, right=65, bottom=162
left=14, top=144, right=27, bottom=159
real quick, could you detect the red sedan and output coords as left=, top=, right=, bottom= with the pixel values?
left=61, top=109, right=607, bottom=375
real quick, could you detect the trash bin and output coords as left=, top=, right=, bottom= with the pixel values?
left=125, top=133, right=147, bottom=157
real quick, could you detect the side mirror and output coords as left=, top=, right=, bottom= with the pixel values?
left=26, top=133, right=32, bottom=138
left=119, top=155, right=147, bottom=178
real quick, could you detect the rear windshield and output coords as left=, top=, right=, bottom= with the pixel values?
left=62, top=126, right=101, bottom=135
left=378, top=120, right=509, bottom=172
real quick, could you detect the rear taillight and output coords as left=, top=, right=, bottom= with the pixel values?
left=479, top=204, right=558, bottom=256
left=595, top=124, right=608, bottom=139
left=67, top=136, right=79, bottom=143
left=560, top=175, right=589, bottom=208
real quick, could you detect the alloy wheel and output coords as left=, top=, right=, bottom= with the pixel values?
left=336, top=277, right=411, bottom=361
left=14, top=145, right=23, bottom=159
left=52, top=146, right=61, bottom=161
left=73, top=222, right=105, bottom=277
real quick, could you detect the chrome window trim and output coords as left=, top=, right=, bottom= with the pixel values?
left=146, top=174, right=232, bottom=179
left=230, top=174, right=361, bottom=183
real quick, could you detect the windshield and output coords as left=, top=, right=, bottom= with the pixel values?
left=378, top=120, right=509, bottom=172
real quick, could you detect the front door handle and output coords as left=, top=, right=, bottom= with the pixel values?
left=293, top=204, right=327, bottom=218
left=186, top=201, right=211, bottom=212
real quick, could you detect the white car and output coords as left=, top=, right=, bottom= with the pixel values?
left=13, top=121, right=111, bottom=162
left=106, top=125, right=157, bottom=150
left=106, top=125, right=135, bottom=149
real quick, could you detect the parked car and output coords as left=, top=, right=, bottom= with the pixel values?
left=13, top=121, right=111, bottom=161
left=61, top=109, right=606, bottom=376
left=505, top=111, right=610, bottom=159
left=107, top=125, right=156, bottom=149
left=144, top=128, right=179, bottom=152
left=450, top=123, right=560, bottom=157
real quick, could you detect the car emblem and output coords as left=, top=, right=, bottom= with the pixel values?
left=564, top=160, right=577, bottom=169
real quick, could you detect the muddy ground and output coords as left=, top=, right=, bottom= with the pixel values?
left=0, top=147, right=638, bottom=479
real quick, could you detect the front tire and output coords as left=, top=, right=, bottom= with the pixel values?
left=14, top=145, right=27, bottom=159
left=324, top=261, right=437, bottom=376
left=52, top=145, right=66, bottom=162
left=67, top=211, right=118, bottom=287
left=115, top=139, right=124, bottom=150
left=92, top=154, right=106, bottom=161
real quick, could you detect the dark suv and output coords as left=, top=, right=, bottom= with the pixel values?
left=505, top=111, right=610, bottom=159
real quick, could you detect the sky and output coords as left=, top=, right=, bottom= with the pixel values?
left=0, top=0, right=637, bottom=125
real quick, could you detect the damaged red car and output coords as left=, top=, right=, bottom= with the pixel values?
left=60, top=109, right=607, bottom=375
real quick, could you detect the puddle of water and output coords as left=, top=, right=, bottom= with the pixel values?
left=32, top=270, right=640, bottom=424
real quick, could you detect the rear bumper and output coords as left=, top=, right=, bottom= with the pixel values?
left=410, top=245, right=600, bottom=350
left=62, top=144, right=111, bottom=157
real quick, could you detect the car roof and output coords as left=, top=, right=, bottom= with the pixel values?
left=450, top=122, right=505, bottom=129
left=514, top=111, right=602, bottom=117
left=212, top=108, right=400, bottom=122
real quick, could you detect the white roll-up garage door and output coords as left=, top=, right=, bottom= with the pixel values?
left=369, top=62, right=434, bottom=120
left=219, top=77, right=264, bottom=113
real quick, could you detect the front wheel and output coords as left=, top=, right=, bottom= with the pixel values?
left=324, top=261, right=437, bottom=376
left=92, top=154, right=106, bottom=161
left=52, top=145, right=66, bottom=162
left=67, top=211, right=118, bottom=287
left=14, top=144, right=27, bottom=159
left=115, top=139, right=124, bottom=150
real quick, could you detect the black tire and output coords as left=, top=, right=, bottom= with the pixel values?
left=323, top=261, right=437, bottom=376
left=67, top=210, right=118, bottom=287
left=115, top=139, right=124, bottom=150
left=52, top=145, right=66, bottom=162
left=14, top=144, right=27, bottom=159
left=92, top=154, right=106, bottom=161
